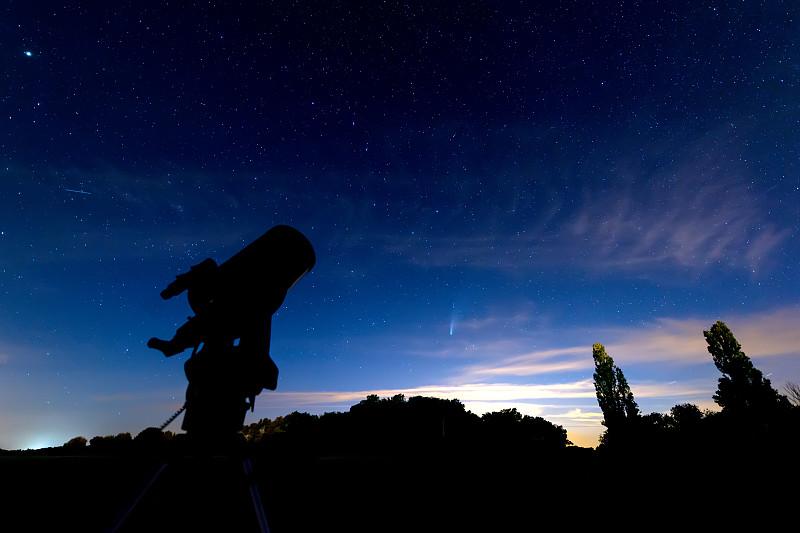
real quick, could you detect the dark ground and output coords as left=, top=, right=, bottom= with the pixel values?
left=1, top=445, right=793, bottom=532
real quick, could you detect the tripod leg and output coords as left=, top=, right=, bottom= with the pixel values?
left=242, top=458, right=270, bottom=533
left=105, top=461, right=168, bottom=533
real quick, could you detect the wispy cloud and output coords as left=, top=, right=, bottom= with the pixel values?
left=443, top=306, right=800, bottom=381
left=261, top=381, right=596, bottom=409
left=459, top=347, right=592, bottom=378
left=567, top=181, right=789, bottom=274
left=263, top=375, right=721, bottom=413
left=621, top=379, right=717, bottom=400
left=380, top=134, right=790, bottom=277
left=0, top=339, right=54, bottom=366
left=718, top=307, right=800, bottom=358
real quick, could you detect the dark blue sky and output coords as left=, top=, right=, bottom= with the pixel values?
left=2, top=1, right=798, bottom=449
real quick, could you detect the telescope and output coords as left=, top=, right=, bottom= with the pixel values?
left=148, top=225, right=315, bottom=442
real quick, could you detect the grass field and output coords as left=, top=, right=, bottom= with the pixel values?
left=1, top=444, right=792, bottom=532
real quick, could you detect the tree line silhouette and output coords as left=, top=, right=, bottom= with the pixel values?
left=592, top=320, right=800, bottom=460
left=4, top=395, right=572, bottom=456
left=4, top=320, right=797, bottom=460
left=241, top=394, right=572, bottom=456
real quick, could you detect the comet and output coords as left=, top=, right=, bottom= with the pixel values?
left=64, top=188, right=91, bottom=195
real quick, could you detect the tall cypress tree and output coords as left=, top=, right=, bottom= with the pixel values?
left=703, top=321, right=787, bottom=416
left=592, top=343, right=639, bottom=432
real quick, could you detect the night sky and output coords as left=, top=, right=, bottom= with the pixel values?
left=2, top=1, right=799, bottom=450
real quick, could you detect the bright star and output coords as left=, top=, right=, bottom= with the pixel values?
left=24, top=51, right=33, bottom=57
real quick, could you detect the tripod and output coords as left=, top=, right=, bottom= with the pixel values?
left=105, top=446, right=270, bottom=533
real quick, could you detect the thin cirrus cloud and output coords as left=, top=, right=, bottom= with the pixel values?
left=458, top=307, right=800, bottom=380
left=382, top=187, right=787, bottom=277
left=565, top=129, right=791, bottom=274
left=333, top=306, right=800, bottom=409
left=267, top=381, right=597, bottom=405
left=602, top=307, right=800, bottom=367
left=457, top=347, right=592, bottom=379
left=382, top=140, right=789, bottom=277
left=252, top=381, right=599, bottom=419
left=568, top=185, right=788, bottom=274
left=355, top=302, right=800, bottom=394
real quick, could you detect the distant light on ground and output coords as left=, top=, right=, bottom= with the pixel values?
left=23, top=437, right=62, bottom=450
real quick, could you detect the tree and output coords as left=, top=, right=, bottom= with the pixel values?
left=276, top=411, right=320, bottom=440
left=481, top=407, right=523, bottom=426
left=63, top=436, right=87, bottom=450
left=703, top=321, right=787, bottom=416
left=241, top=417, right=273, bottom=443
left=784, top=381, right=800, bottom=407
left=668, top=403, right=704, bottom=432
left=480, top=408, right=571, bottom=449
left=406, top=396, right=479, bottom=442
left=133, top=427, right=169, bottom=452
left=519, top=414, right=572, bottom=448
left=89, top=432, right=133, bottom=453
left=592, top=343, right=639, bottom=431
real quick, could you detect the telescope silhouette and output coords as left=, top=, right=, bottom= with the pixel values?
left=148, top=225, right=315, bottom=442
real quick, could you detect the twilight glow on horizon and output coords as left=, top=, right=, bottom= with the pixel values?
left=1, top=2, right=798, bottom=450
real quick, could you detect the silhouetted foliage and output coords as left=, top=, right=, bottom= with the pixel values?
left=89, top=432, right=133, bottom=453
left=341, top=394, right=482, bottom=452
left=133, top=427, right=171, bottom=453
left=703, top=321, right=789, bottom=417
left=63, top=436, right=87, bottom=451
left=592, top=343, right=639, bottom=448
left=668, top=403, right=704, bottom=432
left=38, top=391, right=612, bottom=459
left=589, top=322, right=797, bottom=458
left=640, top=412, right=669, bottom=431
left=481, top=408, right=572, bottom=450
left=702, top=321, right=794, bottom=457
left=784, top=381, right=800, bottom=407
left=406, top=395, right=479, bottom=444
left=241, top=416, right=277, bottom=444
left=238, top=395, right=570, bottom=456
